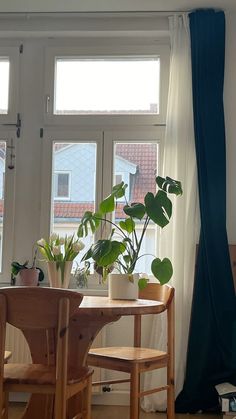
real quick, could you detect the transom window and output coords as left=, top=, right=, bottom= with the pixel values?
left=54, top=58, right=160, bottom=115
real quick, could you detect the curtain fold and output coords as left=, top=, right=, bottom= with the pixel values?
left=142, top=14, right=199, bottom=412
left=176, top=9, right=236, bottom=413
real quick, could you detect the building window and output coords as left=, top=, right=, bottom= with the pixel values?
left=54, top=172, right=71, bottom=200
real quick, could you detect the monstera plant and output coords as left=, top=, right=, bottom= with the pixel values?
left=78, top=176, right=182, bottom=289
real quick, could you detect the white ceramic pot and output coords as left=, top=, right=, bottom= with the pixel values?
left=108, top=273, right=139, bottom=300
left=17, top=268, right=40, bottom=286
left=47, top=261, right=73, bottom=288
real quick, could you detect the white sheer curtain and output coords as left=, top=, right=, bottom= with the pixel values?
left=142, top=14, right=199, bottom=412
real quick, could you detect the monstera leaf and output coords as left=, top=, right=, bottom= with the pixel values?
left=145, top=191, right=172, bottom=228
left=90, top=239, right=126, bottom=267
left=77, top=211, right=101, bottom=237
left=123, top=202, right=146, bottom=220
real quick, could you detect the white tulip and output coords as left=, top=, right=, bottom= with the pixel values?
left=72, top=241, right=85, bottom=253
left=59, top=237, right=65, bottom=245
left=78, top=241, right=85, bottom=250
left=52, top=245, right=61, bottom=256
left=37, top=238, right=46, bottom=246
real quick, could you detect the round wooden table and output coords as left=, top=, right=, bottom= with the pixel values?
left=21, top=296, right=165, bottom=419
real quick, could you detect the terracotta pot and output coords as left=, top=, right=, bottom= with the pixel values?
left=47, top=261, right=73, bottom=288
left=17, top=268, right=39, bottom=286
left=108, top=273, right=139, bottom=300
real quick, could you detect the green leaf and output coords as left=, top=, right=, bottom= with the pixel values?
left=123, top=203, right=146, bottom=220
left=145, top=190, right=172, bottom=228
left=99, top=194, right=115, bottom=213
left=112, top=182, right=127, bottom=199
left=81, top=247, right=93, bottom=262
left=77, top=211, right=101, bottom=238
left=151, top=258, right=173, bottom=285
left=77, top=224, right=84, bottom=238
left=156, top=176, right=183, bottom=196
left=119, top=218, right=135, bottom=233
left=91, top=240, right=126, bottom=267
left=138, top=277, right=148, bottom=290
left=123, top=254, right=132, bottom=264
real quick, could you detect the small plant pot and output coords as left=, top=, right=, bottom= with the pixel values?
left=17, top=268, right=40, bottom=286
left=108, top=273, right=139, bottom=300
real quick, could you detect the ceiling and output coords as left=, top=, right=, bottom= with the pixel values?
left=0, top=0, right=236, bottom=14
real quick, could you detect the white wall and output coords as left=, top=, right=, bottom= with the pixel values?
left=0, top=0, right=236, bottom=13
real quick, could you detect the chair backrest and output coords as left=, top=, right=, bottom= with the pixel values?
left=134, top=282, right=175, bottom=347
left=0, top=287, right=84, bottom=410
left=0, top=287, right=83, bottom=329
left=139, top=282, right=174, bottom=308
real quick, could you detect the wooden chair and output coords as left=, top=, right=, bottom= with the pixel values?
left=88, top=283, right=175, bottom=419
left=0, top=287, right=93, bottom=419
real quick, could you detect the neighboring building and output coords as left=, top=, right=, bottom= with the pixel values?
left=53, top=142, right=157, bottom=223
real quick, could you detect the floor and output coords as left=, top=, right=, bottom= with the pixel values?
left=9, top=403, right=221, bottom=419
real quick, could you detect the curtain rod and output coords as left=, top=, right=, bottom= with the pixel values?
left=0, top=10, right=192, bottom=15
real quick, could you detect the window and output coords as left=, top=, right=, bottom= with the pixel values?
left=44, top=45, right=169, bottom=126
left=41, top=128, right=163, bottom=290
left=0, top=59, right=9, bottom=115
left=54, top=172, right=71, bottom=200
left=0, top=135, right=15, bottom=280
left=113, top=140, right=159, bottom=274
left=0, top=47, right=19, bottom=124
left=54, top=58, right=160, bottom=115
left=40, top=132, right=103, bottom=278
left=41, top=43, right=169, bottom=289
left=0, top=34, right=169, bottom=287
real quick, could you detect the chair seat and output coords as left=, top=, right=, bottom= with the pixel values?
left=4, top=363, right=93, bottom=386
left=88, top=347, right=168, bottom=363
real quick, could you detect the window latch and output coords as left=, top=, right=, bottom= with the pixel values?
left=2, top=113, right=21, bottom=138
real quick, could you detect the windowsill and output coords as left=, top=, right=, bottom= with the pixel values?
left=0, top=281, right=108, bottom=297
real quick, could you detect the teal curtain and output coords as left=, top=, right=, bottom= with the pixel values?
left=176, top=9, right=236, bottom=412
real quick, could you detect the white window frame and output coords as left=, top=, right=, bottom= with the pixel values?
left=44, top=44, right=169, bottom=127
left=40, top=127, right=164, bottom=293
left=0, top=47, right=19, bottom=124
left=0, top=131, right=16, bottom=282
left=54, top=171, right=71, bottom=201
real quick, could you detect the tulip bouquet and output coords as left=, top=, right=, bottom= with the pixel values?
left=37, top=233, right=85, bottom=262
left=37, top=233, right=85, bottom=288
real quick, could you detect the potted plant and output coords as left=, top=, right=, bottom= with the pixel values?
left=11, top=249, right=44, bottom=286
left=77, top=175, right=182, bottom=299
left=37, top=233, right=85, bottom=288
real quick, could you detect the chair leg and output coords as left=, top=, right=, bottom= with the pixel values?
left=167, top=382, right=175, bottom=419
left=2, top=392, right=8, bottom=419
left=83, top=376, right=92, bottom=419
left=130, top=364, right=140, bottom=419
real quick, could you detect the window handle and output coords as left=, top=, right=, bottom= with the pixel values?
left=45, top=95, right=50, bottom=114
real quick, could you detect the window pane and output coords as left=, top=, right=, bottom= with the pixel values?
left=55, top=172, right=70, bottom=199
left=0, top=142, right=6, bottom=271
left=54, top=58, right=160, bottom=115
left=114, top=142, right=159, bottom=274
left=0, top=60, right=9, bottom=114
left=51, top=142, right=96, bottom=266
